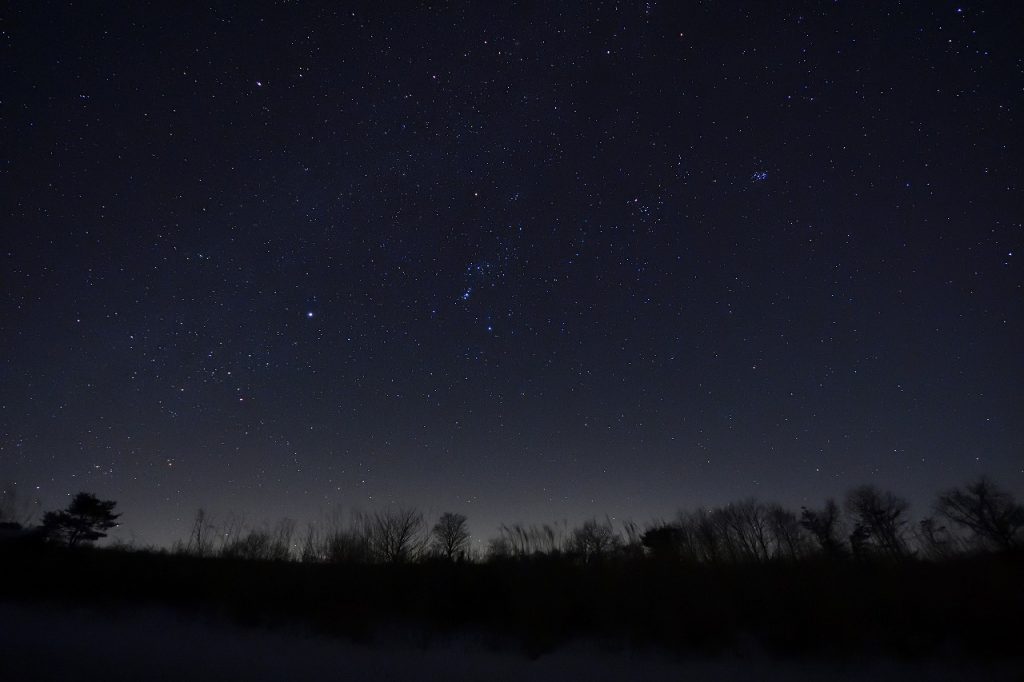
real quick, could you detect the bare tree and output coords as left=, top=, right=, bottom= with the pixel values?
left=717, top=499, right=773, bottom=562
left=767, top=504, right=808, bottom=560
left=845, top=485, right=910, bottom=559
left=431, top=512, right=470, bottom=560
left=369, top=508, right=427, bottom=563
left=800, top=499, right=846, bottom=557
left=935, top=477, right=1024, bottom=551
left=687, top=508, right=724, bottom=563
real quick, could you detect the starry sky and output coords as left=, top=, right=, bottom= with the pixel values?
left=2, top=1, right=1021, bottom=547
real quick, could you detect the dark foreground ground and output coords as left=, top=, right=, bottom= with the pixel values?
left=1, top=602, right=1021, bottom=682
left=1, top=547, right=1022, bottom=680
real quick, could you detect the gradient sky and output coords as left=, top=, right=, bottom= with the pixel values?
left=2, top=1, right=1021, bottom=547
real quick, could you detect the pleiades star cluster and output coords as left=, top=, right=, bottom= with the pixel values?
left=2, top=1, right=1020, bottom=546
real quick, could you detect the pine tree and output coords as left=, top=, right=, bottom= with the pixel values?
left=42, top=492, right=120, bottom=547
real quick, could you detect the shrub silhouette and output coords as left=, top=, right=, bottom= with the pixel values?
left=493, top=522, right=568, bottom=558
left=641, top=524, right=685, bottom=559
left=220, top=519, right=295, bottom=561
left=916, top=516, right=960, bottom=560
left=41, top=492, right=120, bottom=547
left=569, top=518, right=621, bottom=562
left=182, top=508, right=215, bottom=557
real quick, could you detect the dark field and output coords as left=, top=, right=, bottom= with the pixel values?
left=2, top=545, right=1022, bottom=680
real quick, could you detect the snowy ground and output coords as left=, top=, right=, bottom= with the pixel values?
left=1, top=602, right=1019, bottom=681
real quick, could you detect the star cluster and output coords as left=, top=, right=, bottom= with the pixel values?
left=1, top=2, right=1020, bottom=545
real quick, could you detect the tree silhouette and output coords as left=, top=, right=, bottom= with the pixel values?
left=717, top=499, right=773, bottom=562
left=845, top=485, right=910, bottom=559
left=641, top=524, right=685, bottom=560
left=767, top=504, right=808, bottom=560
left=800, top=499, right=846, bottom=557
left=369, top=508, right=426, bottom=563
left=431, top=512, right=470, bottom=560
left=935, top=477, right=1023, bottom=551
left=41, top=492, right=120, bottom=547
left=688, top=509, right=724, bottom=563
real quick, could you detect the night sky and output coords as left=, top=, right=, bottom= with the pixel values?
left=3, top=1, right=1021, bottom=547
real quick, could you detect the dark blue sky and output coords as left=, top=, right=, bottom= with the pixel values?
left=2, top=1, right=1020, bottom=546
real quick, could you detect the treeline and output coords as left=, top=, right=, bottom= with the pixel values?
left=154, top=477, right=1024, bottom=564
left=2, top=478, right=1022, bottom=659
left=3, top=477, right=1020, bottom=563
